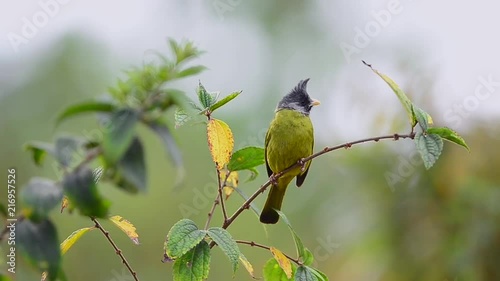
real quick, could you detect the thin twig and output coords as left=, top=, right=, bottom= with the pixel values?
left=222, top=132, right=415, bottom=229
left=216, top=169, right=229, bottom=223
left=235, top=240, right=301, bottom=265
left=92, top=218, right=140, bottom=281
left=204, top=193, right=220, bottom=230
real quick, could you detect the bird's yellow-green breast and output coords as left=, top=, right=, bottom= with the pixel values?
left=265, top=109, right=314, bottom=177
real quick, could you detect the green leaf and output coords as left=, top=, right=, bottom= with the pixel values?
left=21, top=178, right=62, bottom=221
left=295, top=266, right=318, bottom=281
left=227, top=147, right=265, bottom=171
left=364, top=61, right=417, bottom=127
left=54, top=136, right=83, bottom=167
left=24, top=141, right=55, bottom=166
left=413, top=106, right=433, bottom=131
left=245, top=167, right=259, bottom=182
left=168, top=39, right=203, bottom=65
left=306, top=267, right=329, bottom=281
left=62, top=166, right=110, bottom=218
left=148, top=121, right=183, bottom=168
left=174, top=107, right=192, bottom=129
left=166, top=219, right=207, bottom=258
left=414, top=132, right=444, bottom=169
left=263, top=258, right=296, bottom=281
left=55, top=101, right=116, bottom=125
left=207, top=227, right=240, bottom=273
left=302, top=248, right=314, bottom=266
left=117, top=137, right=147, bottom=193
left=197, top=82, right=215, bottom=108
left=60, top=227, right=95, bottom=255
left=102, top=108, right=139, bottom=164
left=173, top=240, right=210, bottom=281
left=427, top=127, right=469, bottom=151
left=276, top=211, right=306, bottom=260
left=210, top=91, right=241, bottom=112
left=176, top=65, right=207, bottom=79
left=17, top=219, right=61, bottom=281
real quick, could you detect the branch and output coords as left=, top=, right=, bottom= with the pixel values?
left=222, top=132, right=415, bottom=229
left=216, top=169, right=229, bottom=223
left=92, top=218, right=140, bottom=281
left=235, top=240, right=301, bottom=265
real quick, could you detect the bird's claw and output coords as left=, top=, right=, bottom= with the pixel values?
left=269, top=174, right=278, bottom=186
left=298, top=158, right=307, bottom=172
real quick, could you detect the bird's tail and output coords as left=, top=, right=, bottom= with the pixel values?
left=260, top=179, right=289, bottom=224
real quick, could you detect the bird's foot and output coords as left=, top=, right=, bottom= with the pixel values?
left=269, top=174, right=278, bottom=186
left=298, top=158, right=307, bottom=172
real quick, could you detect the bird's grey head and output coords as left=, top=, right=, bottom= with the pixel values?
left=277, top=78, right=320, bottom=115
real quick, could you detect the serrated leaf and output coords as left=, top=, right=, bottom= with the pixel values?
left=166, top=219, right=207, bottom=258
left=239, top=253, right=255, bottom=278
left=413, top=106, right=433, bottom=131
left=21, top=178, right=62, bottom=221
left=263, top=258, right=295, bottom=281
left=227, top=147, right=265, bottom=171
left=24, top=141, right=55, bottom=166
left=207, top=119, right=234, bottom=170
left=116, top=137, right=147, bottom=193
left=207, top=227, right=240, bottom=273
left=427, top=127, right=469, bottom=151
left=60, top=227, right=95, bottom=254
left=306, top=267, right=328, bottom=281
left=55, top=101, right=116, bottom=126
left=210, top=91, right=241, bottom=112
left=102, top=108, right=139, bottom=164
left=197, top=82, right=214, bottom=108
left=54, top=136, right=83, bottom=167
left=364, top=62, right=417, bottom=127
left=270, top=247, right=293, bottom=279
left=173, top=240, right=210, bottom=281
left=302, top=248, right=314, bottom=266
left=62, top=166, right=110, bottom=218
left=276, top=211, right=306, bottom=260
left=109, top=215, right=140, bottom=245
left=177, top=65, right=207, bottom=78
left=295, top=266, right=318, bottom=281
left=17, top=219, right=61, bottom=281
left=414, top=132, right=444, bottom=169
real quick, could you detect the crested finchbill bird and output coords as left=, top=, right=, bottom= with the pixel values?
left=260, top=79, right=320, bottom=224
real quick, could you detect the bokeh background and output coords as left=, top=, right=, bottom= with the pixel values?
left=1, top=1, right=500, bottom=280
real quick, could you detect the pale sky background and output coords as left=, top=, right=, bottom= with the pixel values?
left=1, top=0, right=499, bottom=143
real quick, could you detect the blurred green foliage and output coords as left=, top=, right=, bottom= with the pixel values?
left=1, top=11, right=499, bottom=281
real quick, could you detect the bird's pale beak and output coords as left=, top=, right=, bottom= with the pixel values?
left=311, top=99, right=321, bottom=106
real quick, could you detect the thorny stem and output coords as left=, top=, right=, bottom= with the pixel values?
left=235, top=240, right=302, bottom=265
left=222, top=132, right=415, bottom=229
left=92, top=218, right=140, bottom=281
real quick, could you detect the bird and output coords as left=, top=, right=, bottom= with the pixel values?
left=260, top=79, right=320, bottom=224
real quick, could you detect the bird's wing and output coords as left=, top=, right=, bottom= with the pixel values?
left=296, top=126, right=314, bottom=187
left=265, top=128, right=273, bottom=178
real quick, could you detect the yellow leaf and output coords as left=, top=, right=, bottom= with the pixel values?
left=207, top=119, right=234, bottom=170
left=61, top=227, right=95, bottom=254
left=221, top=170, right=239, bottom=199
left=239, top=254, right=255, bottom=278
left=60, top=196, right=69, bottom=213
left=109, top=215, right=140, bottom=245
left=270, top=246, right=292, bottom=279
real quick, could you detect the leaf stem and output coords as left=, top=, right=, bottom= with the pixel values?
left=222, top=132, right=415, bottom=229
left=92, top=218, right=139, bottom=281
left=217, top=169, right=229, bottom=223
left=235, top=239, right=301, bottom=265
